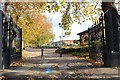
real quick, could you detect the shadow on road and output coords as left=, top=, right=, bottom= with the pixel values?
left=1, top=48, right=120, bottom=80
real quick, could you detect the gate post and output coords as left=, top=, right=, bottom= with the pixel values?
left=0, top=10, right=3, bottom=69
left=104, top=6, right=120, bottom=67
left=41, top=46, right=44, bottom=56
left=19, top=28, right=22, bottom=59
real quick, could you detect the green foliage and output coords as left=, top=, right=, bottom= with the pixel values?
left=72, top=52, right=89, bottom=57
left=90, top=40, right=102, bottom=53
left=73, top=40, right=80, bottom=45
left=57, top=46, right=88, bottom=54
left=91, top=41, right=101, bottom=48
left=84, top=36, right=88, bottom=42
left=61, top=2, right=73, bottom=36
left=72, top=52, right=80, bottom=56
left=60, top=2, right=102, bottom=36
left=55, top=46, right=89, bottom=58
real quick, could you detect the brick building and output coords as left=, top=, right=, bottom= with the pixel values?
left=77, top=30, right=88, bottom=46
left=50, top=40, right=74, bottom=47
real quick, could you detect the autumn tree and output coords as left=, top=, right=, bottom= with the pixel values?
left=4, top=2, right=54, bottom=47
left=46, top=1, right=102, bottom=36
left=3, top=0, right=114, bottom=38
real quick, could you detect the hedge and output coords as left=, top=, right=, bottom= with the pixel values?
left=55, top=46, right=88, bottom=53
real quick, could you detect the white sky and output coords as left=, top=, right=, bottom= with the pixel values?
left=44, top=11, right=93, bottom=42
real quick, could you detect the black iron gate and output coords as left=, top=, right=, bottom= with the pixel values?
left=88, top=6, right=120, bottom=67
left=88, top=14, right=105, bottom=63
left=0, top=10, right=22, bottom=69
left=10, top=23, right=22, bottom=62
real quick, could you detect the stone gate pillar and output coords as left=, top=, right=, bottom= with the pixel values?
left=104, top=6, right=120, bottom=67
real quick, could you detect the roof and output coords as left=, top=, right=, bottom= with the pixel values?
left=77, top=23, right=102, bottom=35
left=77, top=30, right=88, bottom=35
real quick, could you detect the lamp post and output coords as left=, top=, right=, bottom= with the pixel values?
left=59, top=23, right=63, bottom=43
left=59, top=23, right=63, bottom=57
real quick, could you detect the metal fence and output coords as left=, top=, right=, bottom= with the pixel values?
left=88, top=6, right=120, bottom=67
left=10, top=23, right=22, bottom=62
left=88, top=14, right=105, bottom=62
left=0, top=10, right=22, bottom=69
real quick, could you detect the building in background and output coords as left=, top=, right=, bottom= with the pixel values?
left=49, top=40, right=74, bottom=47
left=77, top=30, right=88, bottom=46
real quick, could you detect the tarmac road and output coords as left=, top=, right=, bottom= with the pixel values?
left=0, top=48, right=120, bottom=80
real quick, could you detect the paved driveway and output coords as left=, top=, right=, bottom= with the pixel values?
left=0, top=48, right=120, bottom=80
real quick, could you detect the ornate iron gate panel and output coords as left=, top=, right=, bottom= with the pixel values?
left=0, top=10, right=22, bottom=69
left=10, top=24, right=22, bottom=62
left=88, top=14, right=105, bottom=62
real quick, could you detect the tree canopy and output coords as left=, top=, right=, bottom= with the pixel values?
left=2, top=1, right=114, bottom=45
left=46, top=1, right=102, bottom=35
left=4, top=2, right=54, bottom=46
